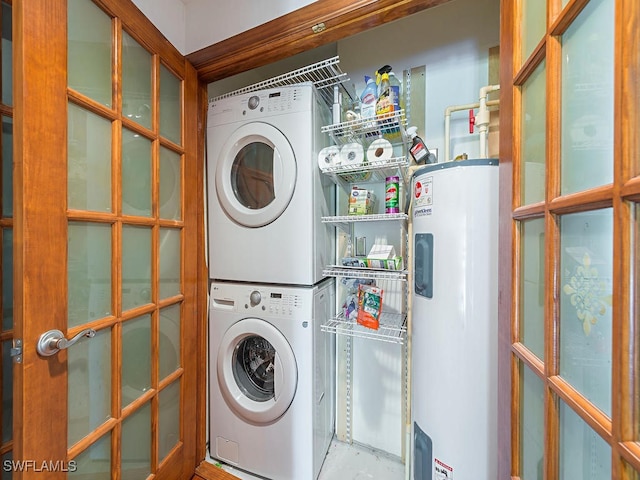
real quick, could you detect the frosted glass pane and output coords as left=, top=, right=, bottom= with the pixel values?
left=68, top=222, right=112, bottom=328
left=2, top=2, right=12, bottom=106
left=561, top=0, right=614, bottom=195
left=158, top=380, right=180, bottom=461
left=121, top=315, right=151, bottom=407
left=159, top=304, right=181, bottom=380
left=559, top=401, right=611, bottom=479
left=2, top=341, right=12, bottom=443
left=559, top=209, right=612, bottom=416
left=520, top=218, right=544, bottom=359
left=160, top=65, right=181, bottom=145
left=2, top=229, right=12, bottom=331
left=68, top=327, right=111, bottom=447
left=122, top=31, right=152, bottom=130
left=519, top=363, right=544, bottom=480
left=121, top=402, right=151, bottom=480
left=68, top=0, right=111, bottom=107
left=68, top=103, right=112, bottom=212
left=122, top=226, right=151, bottom=312
left=521, top=0, right=546, bottom=63
left=521, top=61, right=546, bottom=205
left=159, top=228, right=180, bottom=300
left=69, top=432, right=111, bottom=479
left=159, top=147, right=181, bottom=220
left=122, top=128, right=151, bottom=217
left=2, top=116, right=13, bottom=217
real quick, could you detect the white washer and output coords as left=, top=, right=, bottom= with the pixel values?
left=206, top=83, right=335, bottom=285
left=209, top=279, right=335, bottom=480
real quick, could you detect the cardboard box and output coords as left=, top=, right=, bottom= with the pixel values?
left=348, top=187, right=375, bottom=215
left=366, top=256, right=404, bottom=270
left=367, top=244, right=396, bottom=260
left=341, top=257, right=368, bottom=268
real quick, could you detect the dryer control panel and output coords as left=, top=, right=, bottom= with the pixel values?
left=207, top=84, right=314, bottom=127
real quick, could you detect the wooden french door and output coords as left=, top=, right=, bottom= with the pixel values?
left=500, top=0, right=640, bottom=479
left=10, top=0, right=202, bottom=478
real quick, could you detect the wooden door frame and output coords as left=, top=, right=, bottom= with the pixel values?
left=186, top=0, right=456, bottom=83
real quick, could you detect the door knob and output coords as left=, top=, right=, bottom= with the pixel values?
left=36, top=328, right=96, bottom=357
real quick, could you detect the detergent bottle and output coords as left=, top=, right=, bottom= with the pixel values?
left=388, top=71, right=403, bottom=112
left=376, top=73, right=393, bottom=116
left=360, top=76, right=377, bottom=119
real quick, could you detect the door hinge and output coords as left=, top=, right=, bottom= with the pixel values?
left=10, top=339, right=22, bottom=363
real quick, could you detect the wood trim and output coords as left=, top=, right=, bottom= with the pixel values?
left=193, top=460, right=239, bottom=480
left=13, top=0, right=69, bottom=475
left=194, top=77, right=209, bottom=467
left=498, top=0, right=515, bottom=478
left=186, top=0, right=455, bottom=82
left=181, top=57, right=201, bottom=479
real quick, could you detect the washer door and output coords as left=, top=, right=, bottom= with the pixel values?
left=215, top=122, right=297, bottom=228
left=217, top=318, right=297, bottom=424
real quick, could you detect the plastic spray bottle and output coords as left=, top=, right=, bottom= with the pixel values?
left=360, top=76, right=377, bottom=119
left=407, top=126, right=436, bottom=164
left=376, top=73, right=393, bottom=116
left=375, top=65, right=401, bottom=114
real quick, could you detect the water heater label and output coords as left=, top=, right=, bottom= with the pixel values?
left=413, top=176, right=433, bottom=216
left=434, top=458, right=454, bottom=479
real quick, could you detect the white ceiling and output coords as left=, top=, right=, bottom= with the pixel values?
left=132, top=0, right=317, bottom=55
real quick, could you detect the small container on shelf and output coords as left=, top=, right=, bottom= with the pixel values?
left=385, top=176, right=400, bottom=213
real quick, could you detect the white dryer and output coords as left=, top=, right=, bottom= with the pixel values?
left=209, top=279, right=335, bottom=480
left=206, top=83, right=335, bottom=285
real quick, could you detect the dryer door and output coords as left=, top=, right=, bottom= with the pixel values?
left=217, top=318, right=297, bottom=424
left=215, top=122, right=297, bottom=228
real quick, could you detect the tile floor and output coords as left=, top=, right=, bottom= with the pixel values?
left=212, top=439, right=406, bottom=480
left=318, top=440, right=405, bottom=480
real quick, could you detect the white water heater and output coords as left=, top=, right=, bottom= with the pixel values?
left=411, top=159, right=499, bottom=480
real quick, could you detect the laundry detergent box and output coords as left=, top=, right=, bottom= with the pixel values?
left=348, top=187, right=376, bottom=215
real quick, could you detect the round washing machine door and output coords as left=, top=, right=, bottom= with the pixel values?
left=215, top=122, right=297, bottom=228
left=217, top=318, right=297, bottom=424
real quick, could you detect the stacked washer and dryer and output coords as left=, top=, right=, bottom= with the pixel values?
left=206, top=82, right=336, bottom=480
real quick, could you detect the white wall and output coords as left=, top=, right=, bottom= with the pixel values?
left=132, top=0, right=317, bottom=55
left=338, top=0, right=501, bottom=161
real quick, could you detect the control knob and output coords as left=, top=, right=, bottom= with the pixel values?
left=247, top=95, right=260, bottom=110
left=249, top=290, right=261, bottom=307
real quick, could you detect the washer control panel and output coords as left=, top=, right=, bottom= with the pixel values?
left=261, top=290, right=303, bottom=317
left=210, top=282, right=313, bottom=318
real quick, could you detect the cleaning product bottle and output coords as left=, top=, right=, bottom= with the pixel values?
left=360, top=76, right=377, bottom=119
left=376, top=73, right=393, bottom=116
left=388, top=71, right=403, bottom=113
left=375, top=65, right=392, bottom=97
left=407, top=126, right=436, bottom=164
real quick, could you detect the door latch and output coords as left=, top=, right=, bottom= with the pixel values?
left=10, top=339, right=22, bottom=364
